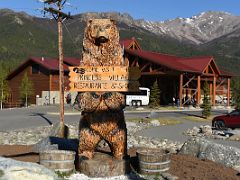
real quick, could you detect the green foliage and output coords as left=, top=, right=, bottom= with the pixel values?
left=55, top=170, right=74, bottom=179
left=0, top=67, right=10, bottom=109
left=231, top=77, right=240, bottom=109
left=0, top=169, right=4, bottom=177
left=20, top=73, right=34, bottom=107
left=0, top=10, right=80, bottom=64
left=149, top=80, right=160, bottom=108
left=1, top=10, right=240, bottom=78
left=201, top=81, right=211, bottom=118
left=144, top=173, right=162, bottom=180
left=0, top=59, right=21, bottom=108
left=154, top=173, right=161, bottom=180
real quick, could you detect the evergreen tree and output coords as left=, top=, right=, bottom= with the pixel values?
left=202, top=81, right=211, bottom=118
left=231, top=77, right=240, bottom=109
left=0, top=68, right=10, bottom=110
left=149, top=80, right=160, bottom=108
left=20, top=73, right=34, bottom=107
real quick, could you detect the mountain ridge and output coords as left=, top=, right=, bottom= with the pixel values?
left=0, top=9, right=240, bottom=75
left=3, top=9, right=240, bottom=45
left=71, top=11, right=240, bottom=45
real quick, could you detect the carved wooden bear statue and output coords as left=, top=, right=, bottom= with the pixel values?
left=78, top=19, right=127, bottom=160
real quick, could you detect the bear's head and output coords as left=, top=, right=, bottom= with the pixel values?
left=79, top=92, right=125, bottom=112
left=85, top=19, right=119, bottom=46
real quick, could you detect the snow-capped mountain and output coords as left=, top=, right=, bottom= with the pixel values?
left=134, top=11, right=240, bottom=44
left=1, top=9, right=240, bottom=74
left=74, top=11, right=240, bottom=45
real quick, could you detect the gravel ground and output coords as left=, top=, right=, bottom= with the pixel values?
left=0, top=145, right=239, bottom=180
left=137, top=117, right=240, bottom=149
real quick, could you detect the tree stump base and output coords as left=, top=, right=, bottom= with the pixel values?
left=77, top=152, right=130, bottom=178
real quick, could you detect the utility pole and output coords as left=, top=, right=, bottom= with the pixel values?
left=43, top=0, right=72, bottom=136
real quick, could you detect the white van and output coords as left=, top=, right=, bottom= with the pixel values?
left=126, top=87, right=150, bottom=106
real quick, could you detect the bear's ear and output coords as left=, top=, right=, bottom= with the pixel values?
left=110, top=19, right=116, bottom=25
left=87, top=19, right=93, bottom=25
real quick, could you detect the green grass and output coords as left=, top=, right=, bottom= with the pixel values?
left=183, top=115, right=216, bottom=122
left=158, top=118, right=182, bottom=125
left=125, top=106, right=179, bottom=111
left=126, top=117, right=181, bottom=125
left=154, top=106, right=179, bottom=110
left=0, top=170, right=4, bottom=177
left=55, top=170, right=75, bottom=179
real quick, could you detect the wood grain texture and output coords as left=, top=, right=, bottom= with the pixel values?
left=8, top=63, right=50, bottom=104
left=78, top=19, right=127, bottom=160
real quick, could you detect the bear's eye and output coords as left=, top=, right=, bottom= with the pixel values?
left=105, top=24, right=111, bottom=29
left=103, top=92, right=112, bottom=99
left=91, top=92, right=100, bottom=99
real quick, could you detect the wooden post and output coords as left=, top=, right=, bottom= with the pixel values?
left=227, top=78, right=231, bottom=107
left=197, top=75, right=201, bottom=106
left=49, top=74, right=52, bottom=92
left=58, top=16, right=64, bottom=125
left=179, top=74, right=183, bottom=107
left=43, top=0, right=72, bottom=138
left=213, top=76, right=216, bottom=107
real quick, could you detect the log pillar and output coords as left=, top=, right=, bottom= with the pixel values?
left=227, top=78, right=231, bottom=107
left=197, top=75, right=201, bottom=106
left=213, top=76, right=216, bottom=107
left=179, top=74, right=183, bottom=107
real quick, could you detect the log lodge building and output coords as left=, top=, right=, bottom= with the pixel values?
left=6, top=38, right=232, bottom=108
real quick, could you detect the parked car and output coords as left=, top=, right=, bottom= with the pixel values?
left=212, top=109, right=240, bottom=129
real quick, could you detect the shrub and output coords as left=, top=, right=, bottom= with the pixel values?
left=202, top=81, right=211, bottom=118
left=149, top=80, right=160, bottom=108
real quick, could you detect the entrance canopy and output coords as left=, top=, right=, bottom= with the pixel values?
left=123, top=39, right=233, bottom=107
left=125, top=49, right=224, bottom=76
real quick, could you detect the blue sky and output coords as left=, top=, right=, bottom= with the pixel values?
left=0, top=0, right=240, bottom=21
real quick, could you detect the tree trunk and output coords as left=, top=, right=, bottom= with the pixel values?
left=25, top=93, right=28, bottom=108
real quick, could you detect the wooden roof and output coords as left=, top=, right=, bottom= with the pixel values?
left=7, top=57, right=80, bottom=80
left=120, top=37, right=142, bottom=50
left=6, top=38, right=233, bottom=80
left=125, top=49, right=232, bottom=77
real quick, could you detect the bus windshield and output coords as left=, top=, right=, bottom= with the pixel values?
left=125, top=87, right=150, bottom=106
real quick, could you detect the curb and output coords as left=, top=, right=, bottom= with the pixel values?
left=47, top=108, right=231, bottom=115
left=47, top=112, right=81, bottom=115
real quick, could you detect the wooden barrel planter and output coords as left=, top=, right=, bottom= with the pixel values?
left=40, top=150, right=76, bottom=174
left=136, top=148, right=171, bottom=175
left=78, top=152, right=130, bottom=177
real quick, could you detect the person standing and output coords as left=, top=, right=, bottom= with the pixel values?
left=172, top=96, right=176, bottom=106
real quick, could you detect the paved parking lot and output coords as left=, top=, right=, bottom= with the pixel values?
left=0, top=106, right=80, bottom=131
left=0, top=105, right=229, bottom=131
left=0, top=105, right=239, bottom=149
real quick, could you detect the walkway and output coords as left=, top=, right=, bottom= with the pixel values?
left=136, top=116, right=240, bottom=149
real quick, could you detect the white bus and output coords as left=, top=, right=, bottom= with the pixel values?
left=126, top=87, right=150, bottom=106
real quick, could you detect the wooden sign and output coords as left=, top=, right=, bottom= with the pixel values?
left=69, top=66, right=140, bottom=92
